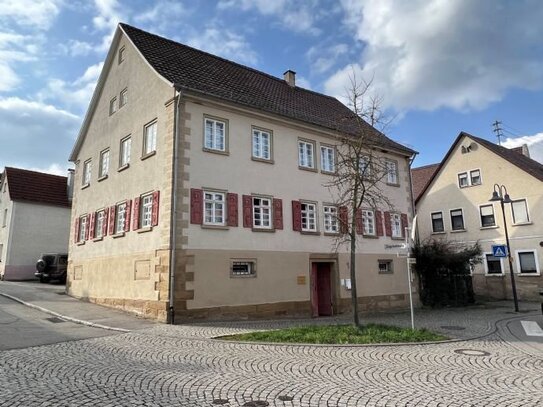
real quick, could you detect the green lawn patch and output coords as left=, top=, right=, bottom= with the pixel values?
left=220, top=324, right=447, bottom=344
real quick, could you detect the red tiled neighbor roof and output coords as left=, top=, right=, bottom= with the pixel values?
left=4, top=167, right=71, bottom=208
left=411, top=163, right=440, bottom=202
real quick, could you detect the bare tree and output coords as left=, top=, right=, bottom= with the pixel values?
left=327, top=74, right=395, bottom=327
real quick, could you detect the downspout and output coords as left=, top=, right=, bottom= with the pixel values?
left=168, top=84, right=183, bottom=324
left=407, top=152, right=418, bottom=243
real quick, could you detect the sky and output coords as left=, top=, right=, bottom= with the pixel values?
left=1, top=0, right=543, bottom=176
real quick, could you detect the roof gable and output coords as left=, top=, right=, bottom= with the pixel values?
left=4, top=167, right=71, bottom=208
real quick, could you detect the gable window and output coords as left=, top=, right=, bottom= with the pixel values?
left=143, top=120, right=157, bottom=155
left=231, top=260, right=256, bottom=277
left=470, top=169, right=481, bottom=185
left=362, top=209, right=375, bottom=235
left=517, top=250, right=539, bottom=274
left=118, top=46, right=125, bottom=64
left=95, top=210, right=105, bottom=239
left=140, top=193, right=154, bottom=228
left=359, top=155, right=371, bottom=176
left=450, top=209, right=465, bottom=231
left=203, top=191, right=225, bottom=226
left=320, top=145, right=336, bottom=173
left=109, top=97, right=117, bottom=115
left=252, top=128, right=271, bottom=161
left=298, top=140, right=315, bottom=169
left=323, top=205, right=338, bottom=233
left=479, top=204, right=495, bottom=227
left=2, top=208, right=7, bottom=227
left=391, top=213, right=402, bottom=238
left=485, top=254, right=503, bottom=275
left=301, top=202, right=317, bottom=232
left=99, top=149, right=110, bottom=178
left=386, top=160, right=399, bottom=185
left=253, top=196, right=272, bottom=229
left=378, top=260, right=393, bottom=274
left=0, top=244, right=3, bottom=262
left=204, top=117, right=226, bottom=152
left=115, top=203, right=127, bottom=234
left=82, top=159, right=92, bottom=186
left=431, top=212, right=444, bottom=233
left=78, top=215, right=87, bottom=242
left=511, top=199, right=530, bottom=224
left=119, top=88, right=128, bottom=108
left=458, top=172, right=468, bottom=188
left=120, top=136, right=131, bottom=167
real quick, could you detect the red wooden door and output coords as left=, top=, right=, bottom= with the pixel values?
left=317, top=263, right=333, bottom=316
left=311, top=263, right=319, bottom=317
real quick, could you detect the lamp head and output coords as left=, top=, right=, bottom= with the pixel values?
left=489, top=191, right=501, bottom=202
left=503, top=193, right=513, bottom=204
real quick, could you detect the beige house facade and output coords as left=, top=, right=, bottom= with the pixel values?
left=414, top=132, right=543, bottom=301
left=67, top=24, right=417, bottom=322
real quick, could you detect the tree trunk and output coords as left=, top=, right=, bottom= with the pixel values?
left=350, top=230, right=360, bottom=327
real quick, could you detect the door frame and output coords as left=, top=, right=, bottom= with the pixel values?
left=309, top=256, right=338, bottom=317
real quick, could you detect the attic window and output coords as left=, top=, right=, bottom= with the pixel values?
left=118, top=46, right=125, bottom=64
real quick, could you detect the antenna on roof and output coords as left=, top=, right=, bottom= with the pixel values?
left=492, top=120, right=504, bottom=145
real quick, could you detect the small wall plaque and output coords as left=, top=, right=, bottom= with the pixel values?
left=297, top=275, right=306, bottom=285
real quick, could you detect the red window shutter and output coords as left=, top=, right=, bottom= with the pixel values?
left=102, top=208, right=109, bottom=237
left=89, top=212, right=95, bottom=239
left=355, top=209, right=363, bottom=235
left=108, top=205, right=116, bottom=235
left=132, top=197, right=141, bottom=230
left=151, top=191, right=160, bottom=226
left=74, top=217, right=80, bottom=242
left=125, top=200, right=132, bottom=232
left=85, top=214, right=91, bottom=240
left=242, top=195, right=253, bottom=228
left=339, top=206, right=348, bottom=234
left=273, top=198, right=283, bottom=230
left=227, top=193, right=238, bottom=227
left=190, top=188, right=203, bottom=225
left=375, top=210, right=384, bottom=237
left=401, top=213, right=408, bottom=238
left=384, top=211, right=392, bottom=237
left=292, top=200, right=302, bottom=231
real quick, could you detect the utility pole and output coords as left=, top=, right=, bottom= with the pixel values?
left=493, top=120, right=504, bottom=145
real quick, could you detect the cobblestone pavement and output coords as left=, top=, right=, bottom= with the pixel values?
left=1, top=303, right=542, bottom=406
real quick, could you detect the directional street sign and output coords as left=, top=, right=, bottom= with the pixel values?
left=492, top=244, right=508, bottom=258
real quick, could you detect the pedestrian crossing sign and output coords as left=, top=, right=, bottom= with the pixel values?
left=492, top=245, right=508, bottom=258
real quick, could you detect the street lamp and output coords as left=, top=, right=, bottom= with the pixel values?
left=489, top=184, right=519, bottom=312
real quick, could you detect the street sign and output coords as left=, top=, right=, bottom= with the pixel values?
left=492, top=244, right=508, bottom=258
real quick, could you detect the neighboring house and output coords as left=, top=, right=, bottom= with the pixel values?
left=414, top=132, right=543, bottom=301
left=67, top=23, right=417, bottom=322
left=0, top=167, right=72, bottom=281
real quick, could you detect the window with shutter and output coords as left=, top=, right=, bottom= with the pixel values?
left=339, top=206, right=348, bottom=234
left=401, top=213, right=408, bottom=237
left=103, top=207, right=109, bottom=236
left=292, top=200, right=302, bottom=231
left=85, top=214, right=91, bottom=240
left=384, top=211, right=392, bottom=237
left=273, top=198, right=283, bottom=230
left=355, top=209, right=363, bottom=235
left=132, top=196, right=141, bottom=229
left=124, top=200, right=132, bottom=232
left=74, top=217, right=80, bottom=243
left=151, top=191, right=160, bottom=226
left=190, top=189, right=203, bottom=225
left=108, top=205, right=116, bottom=235
left=89, top=212, right=95, bottom=239
left=227, top=193, right=238, bottom=227
left=242, top=195, right=252, bottom=228
left=375, top=210, right=384, bottom=236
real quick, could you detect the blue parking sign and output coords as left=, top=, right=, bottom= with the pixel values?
left=492, top=245, right=508, bottom=258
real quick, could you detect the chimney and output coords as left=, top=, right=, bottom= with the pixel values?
left=283, top=70, right=296, bottom=87
left=67, top=168, right=75, bottom=201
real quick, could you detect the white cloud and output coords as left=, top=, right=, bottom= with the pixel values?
left=296, top=76, right=312, bottom=90
left=134, top=0, right=190, bottom=32
left=92, top=0, right=126, bottom=53
left=328, top=0, right=543, bottom=112
left=307, top=43, right=348, bottom=74
left=0, top=0, right=61, bottom=30
left=28, top=163, right=69, bottom=176
left=0, top=32, right=40, bottom=91
left=502, top=133, right=543, bottom=164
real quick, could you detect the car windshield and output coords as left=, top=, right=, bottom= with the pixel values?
left=42, top=255, right=56, bottom=265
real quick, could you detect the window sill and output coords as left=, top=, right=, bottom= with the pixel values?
left=92, top=237, right=103, bottom=242
left=230, top=274, right=257, bottom=279
left=201, top=224, right=229, bottom=230
left=97, top=175, right=108, bottom=182
left=517, top=272, right=540, bottom=277
left=202, top=147, right=229, bottom=156
left=485, top=273, right=504, bottom=277
left=251, top=156, right=274, bottom=164
left=480, top=225, right=498, bottom=230
left=252, top=227, right=275, bottom=233
left=431, top=231, right=446, bottom=235
left=320, top=170, right=336, bottom=176
left=363, top=234, right=379, bottom=239
left=76, top=241, right=85, bottom=246
left=137, top=226, right=153, bottom=234
left=391, top=236, right=404, bottom=240
left=450, top=229, right=466, bottom=233
left=301, top=230, right=320, bottom=236
left=112, top=232, right=125, bottom=239
left=298, top=165, right=317, bottom=173
left=118, top=164, right=129, bottom=172
left=323, top=231, right=340, bottom=237
left=386, top=182, right=400, bottom=187
left=81, top=183, right=90, bottom=190
left=512, top=221, right=533, bottom=227
left=378, top=271, right=394, bottom=275
left=141, top=151, right=156, bottom=161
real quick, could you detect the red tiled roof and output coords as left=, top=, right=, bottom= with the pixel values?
left=4, top=167, right=71, bottom=208
left=411, top=164, right=440, bottom=202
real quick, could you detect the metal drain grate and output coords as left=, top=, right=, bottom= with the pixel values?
left=277, top=395, right=294, bottom=401
left=46, top=317, right=66, bottom=323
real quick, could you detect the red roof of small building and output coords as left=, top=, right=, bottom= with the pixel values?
left=411, top=163, right=440, bottom=202
left=3, top=167, right=71, bottom=208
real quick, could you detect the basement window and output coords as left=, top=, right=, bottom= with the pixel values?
left=378, top=260, right=393, bottom=274
left=230, top=260, right=256, bottom=278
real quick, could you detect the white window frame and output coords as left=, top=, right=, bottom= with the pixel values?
left=140, top=193, right=154, bottom=228
left=118, top=46, right=125, bottom=64
left=320, top=145, right=336, bottom=173
left=515, top=250, right=540, bottom=275
left=78, top=215, right=87, bottom=242
left=203, top=191, right=226, bottom=226
left=95, top=210, right=105, bottom=239
left=362, top=209, right=376, bottom=236
left=230, top=259, right=257, bottom=278
left=252, top=196, right=272, bottom=229
left=323, top=205, right=338, bottom=234
left=143, top=120, right=157, bottom=156
left=82, top=159, right=92, bottom=186
left=479, top=204, right=496, bottom=228
left=301, top=201, right=317, bottom=232
left=391, top=213, right=402, bottom=238
left=115, top=202, right=127, bottom=234
left=511, top=199, right=530, bottom=225
left=458, top=172, right=469, bottom=188
left=450, top=208, right=465, bottom=231
left=204, top=117, right=227, bottom=152
left=119, top=88, right=128, bottom=108
left=109, top=97, right=117, bottom=115
left=120, top=136, right=131, bottom=167
left=483, top=252, right=504, bottom=276
left=386, top=160, right=399, bottom=185
left=252, top=127, right=272, bottom=161
left=431, top=211, right=444, bottom=233
left=298, top=140, right=315, bottom=169
left=378, top=259, right=393, bottom=274
left=470, top=169, right=481, bottom=185
left=99, top=149, right=110, bottom=178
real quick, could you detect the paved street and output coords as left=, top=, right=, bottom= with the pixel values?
left=0, top=289, right=542, bottom=406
